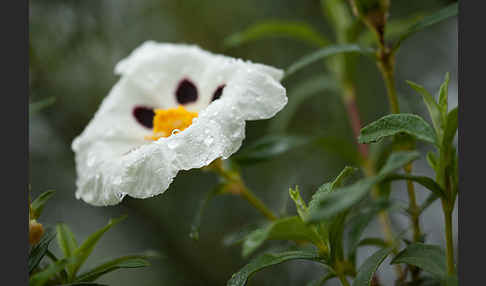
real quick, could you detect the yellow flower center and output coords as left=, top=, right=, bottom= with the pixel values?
left=145, top=106, right=198, bottom=140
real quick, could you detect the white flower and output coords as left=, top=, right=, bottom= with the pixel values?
left=72, top=41, right=287, bottom=206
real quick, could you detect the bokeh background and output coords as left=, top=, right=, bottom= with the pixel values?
left=29, top=0, right=458, bottom=285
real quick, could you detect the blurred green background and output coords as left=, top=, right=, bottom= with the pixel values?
left=29, top=0, right=457, bottom=285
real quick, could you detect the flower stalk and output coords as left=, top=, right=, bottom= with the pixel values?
left=207, top=159, right=277, bottom=221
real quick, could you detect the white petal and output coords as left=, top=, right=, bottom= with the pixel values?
left=73, top=41, right=287, bottom=206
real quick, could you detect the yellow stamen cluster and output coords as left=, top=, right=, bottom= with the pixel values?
left=145, top=106, right=198, bottom=140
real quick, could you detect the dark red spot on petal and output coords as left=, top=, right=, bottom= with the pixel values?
left=176, top=79, right=198, bottom=104
left=133, top=106, right=155, bottom=129
left=212, top=84, right=225, bottom=102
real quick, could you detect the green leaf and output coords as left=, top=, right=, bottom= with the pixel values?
left=438, top=72, right=450, bottom=122
left=358, top=238, right=388, bottom=248
left=224, top=20, right=330, bottom=49
left=190, top=184, right=226, bottom=240
left=29, top=258, right=71, bottom=286
left=57, top=223, right=78, bottom=258
left=442, top=107, right=458, bottom=151
left=29, top=97, right=56, bottom=115
left=407, top=80, right=443, bottom=136
left=227, top=249, right=320, bottom=286
left=30, top=190, right=55, bottom=220
left=308, top=151, right=419, bottom=222
left=241, top=216, right=321, bottom=257
left=75, top=255, right=150, bottom=282
left=69, top=216, right=127, bottom=279
left=232, top=134, right=311, bottom=165
left=284, top=44, right=374, bottom=79
left=352, top=248, right=392, bottom=286
left=383, top=174, right=447, bottom=200
left=268, top=74, right=338, bottom=133
left=426, top=151, right=438, bottom=171
left=391, top=243, right=447, bottom=278
left=378, top=151, right=420, bottom=175
left=358, top=113, right=437, bottom=145
left=306, top=272, right=336, bottom=286
left=289, top=186, right=309, bottom=220
left=29, top=228, right=56, bottom=274
left=393, top=3, right=458, bottom=50
left=308, top=166, right=357, bottom=212
left=420, top=193, right=440, bottom=213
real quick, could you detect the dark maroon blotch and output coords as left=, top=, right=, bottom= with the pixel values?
left=212, top=85, right=225, bottom=102
left=133, top=106, right=155, bottom=129
left=176, top=79, right=198, bottom=104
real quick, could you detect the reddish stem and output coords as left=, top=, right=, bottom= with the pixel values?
left=344, top=96, right=369, bottom=160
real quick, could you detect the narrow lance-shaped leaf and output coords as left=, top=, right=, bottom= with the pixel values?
left=442, top=107, right=458, bottom=151
left=420, top=193, right=440, bottom=213
left=224, top=21, right=330, bottom=49
left=308, top=166, right=357, bottom=212
left=227, top=249, right=321, bottom=286
left=438, top=72, right=450, bottom=122
left=383, top=174, right=447, bottom=200
left=391, top=243, right=447, bottom=279
left=29, top=228, right=56, bottom=274
left=352, top=248, right=392, bottom=286
left=406, top=80, right=443, bottom=136
left=284, top=44, right=374, bottom=79
left=306, top=272, right=336, bottom=286
left=307, top=151, right=419, bottom=222
left=427, top=151, right=438, bottom=171
left=393, top=2, right=458, bottom=50
left=358, top=113, right=437, bottom=145
left=75, top=255, right=150, bottom=282
left=437, top=107, right=458, bottom=190
left=289, top=186, right=309, bottom=220
left=232, top=134, right=311, bottom=165
left=30, top=190, right=55, bottom=220
left=57, top=223, right=78, bottom=258
left=241, top=216, right=321, bottom=257
left=69, top=216, right=127, bottom=279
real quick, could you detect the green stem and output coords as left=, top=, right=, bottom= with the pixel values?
left=240, top=186, right=277, bottom=221
left=376, top=48, right=400, bottom=114
left=442, top=202, right=455, bottom=275
left=208, top=159, right=277, bottom=221
left=404, top=164, right=422, bottom=243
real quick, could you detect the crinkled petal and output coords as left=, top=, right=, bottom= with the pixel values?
left=72, top=41, right=287, bottom=206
